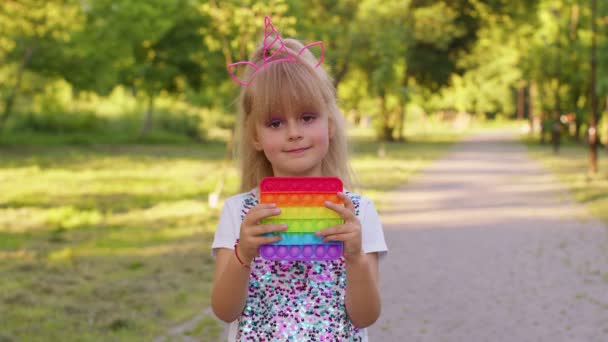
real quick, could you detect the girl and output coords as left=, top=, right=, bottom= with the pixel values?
left=211, top=17, right=387, bottom=341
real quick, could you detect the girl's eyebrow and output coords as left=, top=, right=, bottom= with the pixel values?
left=260, top=114, right=283, bottom=124
left=262, top=107, right=319, bottom=121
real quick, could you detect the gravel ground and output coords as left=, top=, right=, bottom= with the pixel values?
left=369, top=130, right=608, bottom=342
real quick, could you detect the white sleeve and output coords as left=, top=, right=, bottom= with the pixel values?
left=360, top=198, right=388, bottom=257
left=211, top=199, right=240, bottom=256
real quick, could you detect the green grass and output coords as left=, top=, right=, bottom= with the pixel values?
left=0, top=142, right=238, bottom=342
left=0, top=123, right=466, bottom=341
left=0, top=130, right=201, bottom=146
left=522, top=136, right=608, bottom=225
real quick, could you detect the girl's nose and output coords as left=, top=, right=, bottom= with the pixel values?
left=286, top=121, right=302, bottom=140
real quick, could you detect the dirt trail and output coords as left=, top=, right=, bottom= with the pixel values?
left=369, top=130, right=608, bottom=342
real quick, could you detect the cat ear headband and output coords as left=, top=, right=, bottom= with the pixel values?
left=227, top=16, right=325, bottom=86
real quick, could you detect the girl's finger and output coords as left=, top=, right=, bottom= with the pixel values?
left=315, top=224, right=354, bottom=237
left=244, top=205, right=281, bottom=226
left=253, top=235, right=282, bottom=245
left=252, top=203, right=277, bottom=210
left=337, top=192, right=356, bottom=213
left=324, top=200, right=357, bottom=222
left=239, top=233, right=281, bottom=251
left=251, top=223, right=288, bottom=236
left=322, top=232, right=357, bottom=243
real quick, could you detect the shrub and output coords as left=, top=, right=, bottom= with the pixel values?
left=155, top=110, right=204, bottom=140
left=12, top=111, right=105, bottom=133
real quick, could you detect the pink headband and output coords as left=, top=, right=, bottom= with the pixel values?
left=227, top=16, right=325, bottom=86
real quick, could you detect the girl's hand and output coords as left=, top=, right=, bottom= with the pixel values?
left=238, top=203, right=287, bottom=265
left=316, top=192, right=363, bottom=263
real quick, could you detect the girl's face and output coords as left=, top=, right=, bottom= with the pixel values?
left=253, top=107, right=332, bottom=177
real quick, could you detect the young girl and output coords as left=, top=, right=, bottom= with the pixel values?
left=211, top=17, right=387, bottom=341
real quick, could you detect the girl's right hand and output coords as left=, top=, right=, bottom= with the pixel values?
left=237, top=203, right=287, bottom=265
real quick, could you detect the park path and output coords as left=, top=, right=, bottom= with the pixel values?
left=369, top=129, right=608, bottom=342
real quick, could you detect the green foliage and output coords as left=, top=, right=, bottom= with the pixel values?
left=0, top=0, right=81, bottom=59
left=11, top=111, right=104, bottom=133
left=154, top=110, right=204, bottom=141
left=406, top=0, right=480, bottom=89
left=0, top=0, right=606, bottom=143
left=4, top=110, right=205, bottom=144
left=287, top=0, right=360, bottom=87
left=437, top=6, right=527, bottom=116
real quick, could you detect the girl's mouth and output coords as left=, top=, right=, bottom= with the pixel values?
left=285, top=147, right=310, bottom=153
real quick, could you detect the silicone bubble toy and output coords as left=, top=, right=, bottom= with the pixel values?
left=259, top=177, right=344, bottom=261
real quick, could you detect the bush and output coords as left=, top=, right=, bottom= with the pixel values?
left=11, top=111, right=105, bottom=133
left=3, top=103, right=210, bottom=144
left=155, top=110, right=204, bottom=140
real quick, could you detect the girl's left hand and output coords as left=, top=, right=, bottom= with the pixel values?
left=316, top=192, right=363, bottom=263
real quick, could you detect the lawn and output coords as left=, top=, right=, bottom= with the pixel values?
left=523, top=137, right=608, bottom=225
left=0, top=126, right=463, bottom=341
left=0, top=143, right=233, bottom=341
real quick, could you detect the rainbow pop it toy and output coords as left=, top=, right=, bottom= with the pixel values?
left=259, top=177, right=344, bottom=261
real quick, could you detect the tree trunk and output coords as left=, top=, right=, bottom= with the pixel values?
left=0, top=46, right=34, bottom=131
left=139, top=94, right=155, bottom=138
left=396, top=102, right=406, bottom=142
left=589, top=0, right=598, bottom=173
left=605, top=96, right=608, bottom=152
left=554, top=11, right=561, bottom=119
left=528, top=82, right=536, bottom=135
left=333, top=62, right=349, bottom=90
left=379, top=93, right=393, bottom=142
left=517, top=85, right=525, bottom=120
left=537, top=85, right=546, bottom=144
left=547, top=8, right=562, bottom=148
left=568, top=3, right=581, bottom=142
left=575, top=113, right=582, bottom=141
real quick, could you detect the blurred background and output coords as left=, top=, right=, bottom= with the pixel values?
left=0, top=0, right=607, bottom=341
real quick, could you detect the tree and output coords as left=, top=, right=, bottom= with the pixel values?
left=351, top=0, right=410, bottom=141
left=287, top=0, right=360, bottom=89
left=422, top=1, right=539, bottom=120
left=197, top=0, right=293, bottom=206
left=590, top=0, right=598, bottom=173
left=0, top=0, right=81, bottom=131
left=80, top=0, right=207, bottom=137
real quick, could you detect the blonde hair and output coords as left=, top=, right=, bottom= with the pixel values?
left=236, top=38, right=354, bottom=192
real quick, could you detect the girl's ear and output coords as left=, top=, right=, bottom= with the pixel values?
left=252, top=130, right=264, bottom=151
left=328, top=117, right=336, bottom=139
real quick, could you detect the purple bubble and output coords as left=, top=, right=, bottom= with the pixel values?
left=290, top=246, right=301, bottom=258
left=260, top=245, right=274, bottom=258
left=328, top=245, right=340, bottom=258
left=277, top=246, right=288, bottom=258
left=315, top=245, right=326, bottom=257
left=302, top=245, right=313, bottom=257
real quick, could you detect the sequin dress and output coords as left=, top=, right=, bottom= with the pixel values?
left=236, top=191, right=365, bottom=341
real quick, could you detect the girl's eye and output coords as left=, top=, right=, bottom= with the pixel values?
left=267, top=118, right=282, bottom=128
left=301, top=113, right=317, bottom=123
